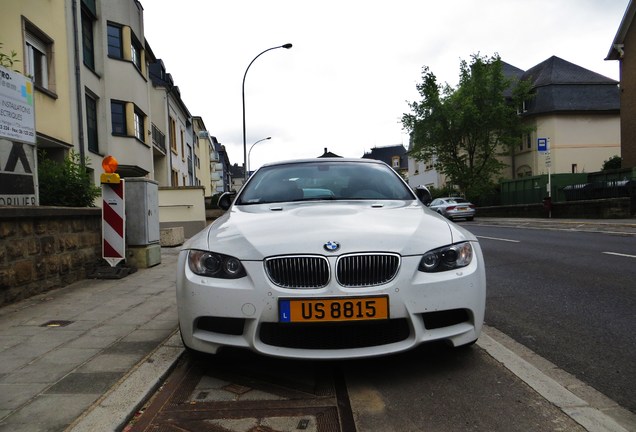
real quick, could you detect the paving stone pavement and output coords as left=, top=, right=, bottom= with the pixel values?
left=0, top=247, right=182, bottom=432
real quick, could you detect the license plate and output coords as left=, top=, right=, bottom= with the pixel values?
left=457, top=206, right=468, bottom=211
left=279, top=296, right=389, bottom=323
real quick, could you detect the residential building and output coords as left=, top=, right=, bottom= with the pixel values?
left=97, top=0, right=153, bottom=180
left=607, top=0, right=636, bottom=168
left=2, top=0, right=75, bottom=166
left=147, top=55, right=170, bottom=185
left=217, top=144, right=232, bottom=193
left=514, top=56, right=620, bottom=178
left=407, top=151, right=444, bottom=189
left=230, top=163, right=245, bottom=192
left=362, top=145, right=408, bottom=177
left=192, top=117, right=229, bottom=197
left=192, top=116, right=211, bottom=195
left=1, top=0, right=221, bottom=206
left=318, top=148, right=341, bottom=158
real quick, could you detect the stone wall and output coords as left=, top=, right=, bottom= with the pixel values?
left=0, top=207, right=102, bottom=307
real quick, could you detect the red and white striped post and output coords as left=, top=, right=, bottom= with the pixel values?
left=101, top=156, right=125, bottom=267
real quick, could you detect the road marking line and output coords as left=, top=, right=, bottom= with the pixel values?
left=602, top=252, right=636, bottom=259
left=480, top=326, right=635, bottom=432
left=476, top=235, right=520, bottom=243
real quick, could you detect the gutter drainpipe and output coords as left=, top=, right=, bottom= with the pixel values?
left=72, top=0, right=86, bottom=166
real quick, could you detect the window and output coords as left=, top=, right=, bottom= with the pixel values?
left=25, top=28, right=52, bottom=90
left=180, top=130, right=185, bottom=160
left=517, top=100, right=528, bottom=114
left=169, top=118, right=177, bottom=152
left=516, top=166, right=532, bottom=178
left=82, top=0, right=96, bottom=15
left=572, top=164, right=578, bottom=174
left=133, top=109, right=144, bottom=141
left=392, top=156, right=400, bottom=168
left=81, top=6, right=95, bottom=69
left=131, top=36, right=142, bottom=70
left=526, top=133, right=532, bottom=149
left=85, top=92, right=98, bottom=153
left=111, top=101, right=126, bottom=135
left=171, top=170, right=179, bottom=186
left=107, top=23, right=123, bottom=58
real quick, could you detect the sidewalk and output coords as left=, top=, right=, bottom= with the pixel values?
left=0, top=247, right=183, bottom=432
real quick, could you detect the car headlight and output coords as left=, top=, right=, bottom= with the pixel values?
left=418, top=242, right=473, bottom=273
left=187, top=250, right=246, bottom=279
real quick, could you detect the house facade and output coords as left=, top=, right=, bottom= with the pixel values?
left=513, top=56, right=620, bottom=178
left=607, top=0, right=636, bottom=169
left=407, top=154, right=445, bottom=190
left=2, top=0, right=75, bottom=166
left=0, top=0, right=229, bottom=207
left=362, top=145, right=408, bottom=177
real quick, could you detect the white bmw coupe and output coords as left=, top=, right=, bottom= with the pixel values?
left=177, top=158, right=486, bottom=359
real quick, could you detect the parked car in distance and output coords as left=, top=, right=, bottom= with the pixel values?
left=177, top=158, right=486, bottom=360
left=429, top=197, right=476, bottom=221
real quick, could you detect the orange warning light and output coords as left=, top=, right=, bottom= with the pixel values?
left=102, top=155, right=118, bottom=173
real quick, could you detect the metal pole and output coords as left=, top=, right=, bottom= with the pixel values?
left=247, top=137, right=271, bottom=176
left=242, top=43, right=292, bottom=181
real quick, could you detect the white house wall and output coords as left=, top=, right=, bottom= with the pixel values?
left=520, top=115, right=621, bottom=176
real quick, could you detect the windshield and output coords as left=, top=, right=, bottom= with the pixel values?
left=236, top=161, right=415, bottom=205
left=446, top=198, right=468, bottom=204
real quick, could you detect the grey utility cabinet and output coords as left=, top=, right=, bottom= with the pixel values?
left=125, top=178, right=160, bottom=246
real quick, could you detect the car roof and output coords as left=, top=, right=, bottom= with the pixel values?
left=259, top=157, right=388, bottom=168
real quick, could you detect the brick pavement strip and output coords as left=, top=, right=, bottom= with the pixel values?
left=0, top=248, right=181, bottom=432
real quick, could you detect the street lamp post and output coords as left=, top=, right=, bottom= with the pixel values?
left=242, top=43, right=292, bottom=180
left=247, top=136, right=271, bottom=177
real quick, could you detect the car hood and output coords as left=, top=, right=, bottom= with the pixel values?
left=183, top=201, right=476, bottom=260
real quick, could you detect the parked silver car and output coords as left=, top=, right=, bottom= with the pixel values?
left=429, top=197, right=476, bottom=221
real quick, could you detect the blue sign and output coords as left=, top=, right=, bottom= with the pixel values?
left=538, top=138, right=548, bottom=152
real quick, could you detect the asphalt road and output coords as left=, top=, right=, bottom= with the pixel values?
left=114, top=218, right=636, bottom=432
left=464, top=222, right=636, bottom=413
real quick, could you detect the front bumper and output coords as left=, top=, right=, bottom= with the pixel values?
left=176, top=245, right=486, bottom=359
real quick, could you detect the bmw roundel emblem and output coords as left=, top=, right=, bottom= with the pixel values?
left=324, top=241, right=340, bottom=252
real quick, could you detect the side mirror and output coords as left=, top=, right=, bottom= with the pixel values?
left=415, top=186, right=432, bottom=206
left=217, top=191, right=237, bottom=210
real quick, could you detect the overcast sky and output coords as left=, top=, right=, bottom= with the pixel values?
left=142, top=0, right=629, bottom=172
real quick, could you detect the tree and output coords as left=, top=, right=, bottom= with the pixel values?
left=402, top=54, right=532, bottom=199
left=601, top=155, right=622, bottom=171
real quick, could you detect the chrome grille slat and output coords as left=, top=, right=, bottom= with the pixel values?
left=264, top=253, right=400, bottom=288
left=337, top=253, right=400, bottom=287
left=265, top=256, right=330, bottom=288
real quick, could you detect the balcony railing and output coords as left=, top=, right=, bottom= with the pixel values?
left=152, top=124, right=166, bottom=153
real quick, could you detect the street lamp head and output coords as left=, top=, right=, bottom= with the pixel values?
left=282, top=43, right=293, bottom=49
